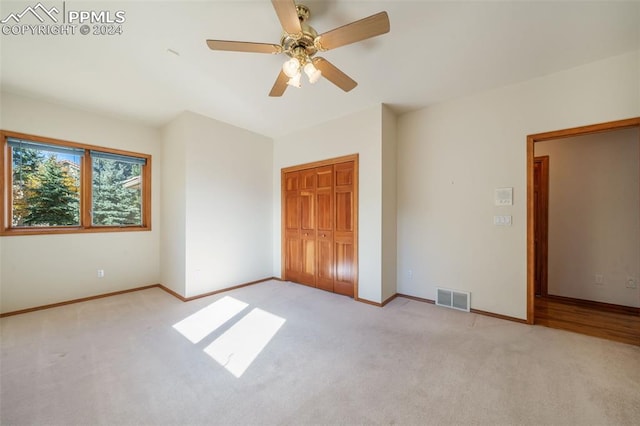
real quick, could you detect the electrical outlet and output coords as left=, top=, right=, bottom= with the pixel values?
left=594, top=274, right=604, bottom=285
left=97, top=269, right=105, bottom=278
left=626, top=277, right=637, bottom=289
left=408, top=269, right=413, bottom=279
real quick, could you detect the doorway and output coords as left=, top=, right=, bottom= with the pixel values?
left=527, top=117, right=640, bottom=344
left=533, top=156, right=549, bottom=297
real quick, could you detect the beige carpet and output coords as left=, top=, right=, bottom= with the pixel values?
left=1, top=280, right=639, bottom=425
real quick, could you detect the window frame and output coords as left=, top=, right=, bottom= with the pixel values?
left=1, top=130, right=152, bottom=236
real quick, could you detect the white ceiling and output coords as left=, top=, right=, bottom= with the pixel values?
left=1, top=1, right=638, bottom=138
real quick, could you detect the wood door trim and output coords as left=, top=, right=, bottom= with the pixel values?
left=281, top=154, right=359, bottom=173
left=526, top=117, right=640, bottom=324
left=281, top=154, right=359, bottom=299
left=352, top=158, right=359, bottom=300
left=529, top=117, right=640, bottom=142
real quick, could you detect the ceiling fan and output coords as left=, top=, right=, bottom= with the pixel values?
left=206, top=0, right=390, bottom=97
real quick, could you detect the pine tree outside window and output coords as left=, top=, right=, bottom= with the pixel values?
left=91, top=151, right=144, bottom=227
left=1, top=131, right=151, bottom=236
left=10, top=140, right=82, bottom=227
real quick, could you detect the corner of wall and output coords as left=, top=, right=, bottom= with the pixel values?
left=164, top=111, right=274, bottom=298
left=159, top=114, right=188, bottom=297
left=382, top=105, right=398, bottom=301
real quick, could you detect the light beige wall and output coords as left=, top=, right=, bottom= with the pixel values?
left=535, top=129, right=639, bottom=307
left=160, top=111, right=273, bottom=298
left=0, top=92, right=161, bottom=313
left=183, top=112, right=273, bottom=297
left=160, top=113, right=187, bottom=296
left=273, top=105, right=384, bottom=303
left=397, top=50, right=640, bottom=319
left=382, top=105, right=398, bottom=302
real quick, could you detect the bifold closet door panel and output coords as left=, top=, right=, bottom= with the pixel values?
left=285, top=233, right=302, bottom=283
left=316, top=165, right=334, bottom=292
left=299, top=231, right=316, bottom=287
left=284, top=171, right=302, bottom=283
left=333, top=161, right=355, bottom=297
left=334, top=238, right=355, bottom=296
left=298, top=169, right=316, bottom=286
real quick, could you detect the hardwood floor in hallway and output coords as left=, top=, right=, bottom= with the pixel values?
left=535, top=296, right=640, bottom=346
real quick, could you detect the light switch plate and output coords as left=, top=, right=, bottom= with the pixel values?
left=494, top=215, right=512, bottom=226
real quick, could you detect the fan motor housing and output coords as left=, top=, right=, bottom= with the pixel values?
left=281, top=4, right=318, bottom=59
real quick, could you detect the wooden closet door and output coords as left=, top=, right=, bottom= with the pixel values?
left=315, top=165, right=334, bottom=292
left=298, top=169, right=316, bottom=287
left=282, top=155, right=358, bottom=298
left=284, top=172, right=302, bottom=283
left=333, top=161, right=356, bottom=297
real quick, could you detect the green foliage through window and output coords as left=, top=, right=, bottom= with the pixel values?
left=4, top=134, right=150, bottom=233
left=92, top=157, right=142, bottom=226
left=12, top=146, right=80, bottom=227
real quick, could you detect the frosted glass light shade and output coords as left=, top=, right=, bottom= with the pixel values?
left=304, top=62, right=322, bottom=84
left=282, top=58, right=300, bottom=78
left=286, top=72, right=301, bottom=88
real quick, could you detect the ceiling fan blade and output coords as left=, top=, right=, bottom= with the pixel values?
left=271, top=0, right=302, bottom=35
left=206, top=40, right=281, bottom=54
left=313, top=57, right=357, bottom=92
left=269, top=70, right=289, bottom=97
left=315, top=11, right=390, bottom=51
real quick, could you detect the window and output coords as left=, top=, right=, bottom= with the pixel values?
left=9, top=139, right=82, bottom=228
left=91, top=151, right=145, bottom=226
left=1, top=130, right=151, bottom=235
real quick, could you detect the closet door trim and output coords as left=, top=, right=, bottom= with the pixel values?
left=281, top=154, right=359, bottom=173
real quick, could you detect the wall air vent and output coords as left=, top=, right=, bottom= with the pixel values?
left=436, top=288, right=470, bottom=312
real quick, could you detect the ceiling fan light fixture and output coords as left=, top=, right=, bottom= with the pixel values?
left=304, top=62, right=322, bottom=84
left=282, top=57, right=301, bottom=78
left=206, top=2, right=391, bottom=96
left=286, top=72, right=302, bottom=88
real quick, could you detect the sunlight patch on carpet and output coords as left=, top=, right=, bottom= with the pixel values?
left=204, top=308, right=286, bottom=378
left=172, top=296, right=248, bottom=343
